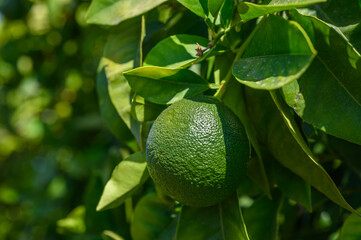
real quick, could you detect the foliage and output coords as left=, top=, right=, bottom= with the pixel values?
left=0, top=0, right=118, bottom=239
left=1, top=0, right=361, bottom=239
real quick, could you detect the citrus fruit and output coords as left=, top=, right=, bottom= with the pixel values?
left=146, top=95, right=250, bottom=207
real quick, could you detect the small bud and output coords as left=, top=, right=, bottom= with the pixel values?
left=195, top=43, right=203, bottom=56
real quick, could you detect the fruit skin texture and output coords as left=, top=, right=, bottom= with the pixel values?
left=146, top=95, right=250, bottom=207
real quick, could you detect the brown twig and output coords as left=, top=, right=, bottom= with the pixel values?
left=195, top=42, right=213, bottom=56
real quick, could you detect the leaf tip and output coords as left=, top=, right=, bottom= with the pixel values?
left=96, top=196, right=111, bottom=212
left=96, top=201, right=105, bottom=212
left=237, top=2, right=249, bottom=15
left=84, top=4, right=96, bottom=24
left=122, top=70, right=132, bottom=80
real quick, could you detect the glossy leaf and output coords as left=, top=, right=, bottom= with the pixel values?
left=269, top=90, right=360, bottom=216
left=177, top=0, right=207, bottom=18
left=244, top=88, right=360, bottom=216
left=223, top=77, right=271, bottom=198
left=232, top=15, right=316, bottom=90
left=96, top=152, right=148, bottom=211
left=131, top=192, right=174, bottom=240
left=310, top=0, right=361, bottom=53
left=271, top=159, right=312, bottom=211
left=290, top=10, right=361, bottom=106
left=338, top=207, right=361, bottom=240
left=101, top=18, right=142, bottom=144
left=123, top=66, right=210, bottom=104
left=219, top=0, right=234, bottom=28
left=175, top=193, right=249, bottom=240
left=244, top=189, right=283, bottom=240
left=131, top=94, right=166, bottom=122
left=237, top=0, right=327, bottom=21
left=281, top=63, right=361, bottom=144
left=208, top=0, right=223, bottom=18
left=144, top=34, right=210, bottom=68
left=96, top=67, right=138, bottom=151
left=86, top=0, right=167, bottom=25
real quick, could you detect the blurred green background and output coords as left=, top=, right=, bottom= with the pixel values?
left=0, top=0, right=129, bottom=239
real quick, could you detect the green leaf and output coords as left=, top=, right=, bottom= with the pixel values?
left=130, top=192, right=175, bottom=240
left=268, top=90, right=360, bottom=216
left=86, top=0, right=167, bottom=25
left=338, top=207, right=361, bottom=240
left=175, top=193, right=250, bottom=240
left=214, top=52, right=233, bottom=85
left=310, top=0, right=361, bottom=53
left=244, top=189, right=283, bottom=240
left=281, top=66, right=361, bottom=145
left=102, top=230, right=125, bottom=240
left=245, top=88, right=360, bottom=215
left=290, top=10, right=361, bottom=106
left=177, top=0, right=208, bottom=18
left=223, top=77, right=271, bottom=198
left=57, top=206, right=86, bottom=234
left=96, top=67, right=138, bottom=151
left=158, top=219, right=178, bottom=240
left=123, top=66, right=210, bottom=104
left=96, top=152, right=148, bottom=211
left=270, top=159, right=312, bottom=211
left=237, top=0, right=327, bottom=21
left=144, top=34, right=210, bottom=68
left=101, top=18, right=142, bottom=144
left=232, top=15, right=316, bottom=90
left=131, top=94, right=166, bottom=122
left=208, top=0, right=223, bottom=18
left=219, top=0, right=235, bottom=28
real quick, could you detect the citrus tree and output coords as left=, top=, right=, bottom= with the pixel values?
left=85, top=0, right=361, bottom=239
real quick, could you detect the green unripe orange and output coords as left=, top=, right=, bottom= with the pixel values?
left=146, top=95, right=250, bottom=207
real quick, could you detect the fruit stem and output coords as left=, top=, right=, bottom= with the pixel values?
left=139, top=15, right=146, bottom=67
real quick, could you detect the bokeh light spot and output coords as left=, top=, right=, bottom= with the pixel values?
left=0, top=186, right=19, bottom=205
left=55, top=102, right=72, bottom=118
left=22, top=118, right=45, bottom=140
left=0, top=128, right=20, bottom=158
left=63, top=40, right=78, bottom=55
left=27, top=2, right=50, bottom=35
left=16, top=56, right=33, bottom=75
left=46, top=31, right=62, bottom=46
left=66, top=70, right=83, bottom=91
left=61, top=89, right=77, bottom=102
left=47, top=177, right=66, bottom=199
left=8, top=20, right=27, bottom=39
left=0, top=61, right=16, bottom=84
left=41, top=109, right=58, bottom=125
